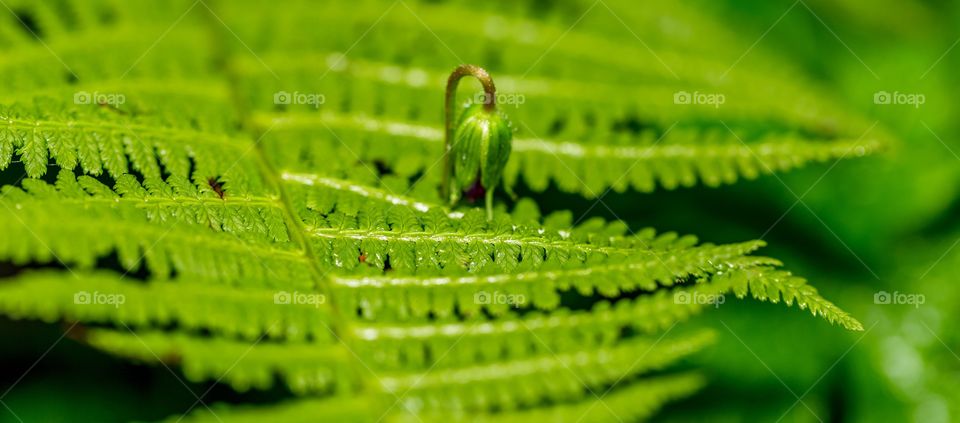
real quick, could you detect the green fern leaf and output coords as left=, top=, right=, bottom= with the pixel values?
left=0, top=0, right=873, bottom=421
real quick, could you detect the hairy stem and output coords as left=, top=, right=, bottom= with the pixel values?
left=442, top=64, right=497, bottom=202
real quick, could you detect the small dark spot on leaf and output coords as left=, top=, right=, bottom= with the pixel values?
left=548, top=116, right=565, bottom=136
left=611, top=114, right=652, bottom=134
left=383, top=257, right=393, bottom=272
left=13, top=10, right=42, bottom=39
left=208, top=177, right=225, bottom=199
left=373, top=159, right=393, bottom=175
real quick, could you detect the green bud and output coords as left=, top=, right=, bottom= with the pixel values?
left=449, top=102, right=513, bottom=217
left=441, top=64, right=513, bottom=220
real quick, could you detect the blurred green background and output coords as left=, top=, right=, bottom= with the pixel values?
left=661, top=1, right=960, bottom=421
left=2, top=0, right=959, bottom=422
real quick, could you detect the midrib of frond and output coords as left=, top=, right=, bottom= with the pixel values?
left=0, top=204, right=307, bottom=264
left=0, top=78, right=231, bottom=105
left=240, top=52, right=690, bottom=95
left=281, top=172, right=449, bottom=216
left=235, top=52, right=753, bottom=104
left=284, top=173, right=701, bottom=254
left=717, top=266, right=864, bottom=331
left=0, top=271, right=335, bottom=342
left=307, top=226, right=645, bottom=256
left=238, top=52, right=871, bottom=137
left=344, top=286, right=722, bottom=372
left=216, top=26, right=378, bottom=395
left=0, top=23, right=210, bottom=71
left=329, top=240, right=765, bottom=288
left=350, top=286, right=718, bottom=342
left=40, top=193, right=281, bottom=209
left=227, top=3, right=799, bottom=94
left=242, top=128, right=383, bottom=400
left=254, top=111, right=882, bottom=162
left=375, top=331, right=713, bottom=394
left=1, top=118, right=249, bottom=152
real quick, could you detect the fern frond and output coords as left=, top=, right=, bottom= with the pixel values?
left=19, top=170, right=282, bottom=234
left=0, top=0, right=871, bottom=421
left=0, top=94, right=251, bottom=180
left=85, top=329, right=355, bottom=395
left=256, top=111, right=881, bottom=197
left=378, top=330, right=714, bottom=413
left=401, top=373, right=706, bottom=423
left=173, top=373, right=704, bottom=423
left=217, top=0, right=885, bottom=198
left=89, top=326, right=709, bottom=413
left=171, top=396, right=378, bottom=423
left=716, top=266, right=864, bottom=331
left=0, top=171, right=308, bottom=286
left=349, top=283, right=728, bottom=371
left=223, top=0, right=871, bottom=136
left=0, top=0, right=213, bottom=90
left=330, top=241, right=767, bottom=320
left=0, top=271, right=333, bottom=341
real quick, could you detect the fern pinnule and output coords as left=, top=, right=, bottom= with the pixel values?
left=718, top=266, right=864, bottom=331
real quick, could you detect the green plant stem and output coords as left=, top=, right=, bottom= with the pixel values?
left=485, top=188, right=494, bottom=220
left=442, top=64, right=497, bottom=203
